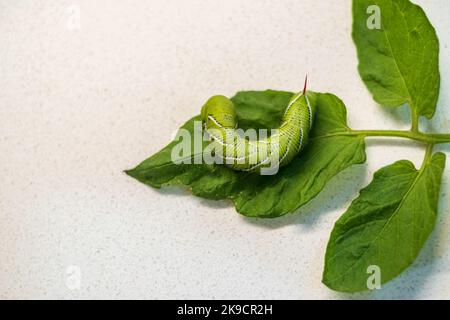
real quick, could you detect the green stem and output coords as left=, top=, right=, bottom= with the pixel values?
left=411, top=108, right=419, bottom=133
left=425, top=133, right=450, bottom=144
left=421, top=143, right=435, bottom=169
left=356, top=130, right=450, bottom=144
left=315, top=130, right=450, bottom=144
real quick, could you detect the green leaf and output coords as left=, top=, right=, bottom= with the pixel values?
left=352, top=0, right=440, bottom=118
left=231, top=90, right=293, bottom=130
left=323, top=152, right=446, bottom=292
left=126, top=91, right=366, bottom=218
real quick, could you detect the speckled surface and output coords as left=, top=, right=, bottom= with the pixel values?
left=0, top=0, right=449, bottom=299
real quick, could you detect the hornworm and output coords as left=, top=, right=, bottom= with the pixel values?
left=201, top=78, right=315, bottom=173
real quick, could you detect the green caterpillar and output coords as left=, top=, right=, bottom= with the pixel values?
left=201, top=80, right=315, bottom=173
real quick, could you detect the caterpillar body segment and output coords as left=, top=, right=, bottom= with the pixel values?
left=201, top=89, right=315, bottom=173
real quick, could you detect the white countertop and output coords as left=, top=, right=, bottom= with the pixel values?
left=1, top=0, right=449, bottom=299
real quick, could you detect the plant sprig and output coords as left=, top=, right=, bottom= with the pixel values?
left=127, top=0, right=448, bottom=293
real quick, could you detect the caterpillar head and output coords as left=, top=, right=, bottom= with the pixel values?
left=201, top=95, right=237, bottom=130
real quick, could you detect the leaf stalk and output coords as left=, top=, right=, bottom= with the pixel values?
left=351, top=130, right=450, bottom=145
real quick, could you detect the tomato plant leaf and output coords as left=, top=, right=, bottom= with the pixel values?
left=126, top=91, right=366, bottom=217
left=352, top=0, right=440, bottom=118
left=323, top=152, right=446, bottom=292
